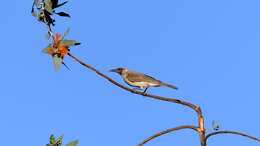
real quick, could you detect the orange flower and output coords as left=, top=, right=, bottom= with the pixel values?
left=58, top=46, right=68, bottom=59
left=52, top=33, right=62, bottom=46
left=47, top=48, right=55, bottom=55
left=42, top=30, right=80, bottom=71
left=47, top=33, right=69, bottom=58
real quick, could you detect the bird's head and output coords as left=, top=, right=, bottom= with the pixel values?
left=109, top=67, right=126, bottom=75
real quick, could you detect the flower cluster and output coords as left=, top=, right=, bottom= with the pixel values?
left=32, top=0, right=80, bottom=71
left=42, top=29, right=80, bottom=71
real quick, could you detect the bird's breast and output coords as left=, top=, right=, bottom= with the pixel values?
left=123, top=78, right=159, bottom=88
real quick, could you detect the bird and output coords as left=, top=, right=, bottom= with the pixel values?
left=110, top=67, right=178, bottom=93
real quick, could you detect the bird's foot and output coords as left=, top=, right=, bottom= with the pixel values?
left=143, top=88, right=148, bottom=94
left=141, top=88, right=148, bottom=97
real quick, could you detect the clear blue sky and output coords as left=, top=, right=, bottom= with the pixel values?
left=1, top=0, right=260, bottom=145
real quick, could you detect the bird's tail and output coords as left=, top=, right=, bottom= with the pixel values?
left=160, top=82, right=178, bottom=90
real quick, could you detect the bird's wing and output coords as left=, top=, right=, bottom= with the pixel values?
left=126, top=71, right=161, bottom=83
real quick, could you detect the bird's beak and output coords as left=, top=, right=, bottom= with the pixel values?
left=109, top=69, right=119, bottom=73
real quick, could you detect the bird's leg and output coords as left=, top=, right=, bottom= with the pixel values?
left=132, top=87, right=139, bottom=91
left=143, top=88, right=148, bottom=93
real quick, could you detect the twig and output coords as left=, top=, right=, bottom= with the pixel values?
left=137, top=125, right=198, bottom=146
left=206, top=131, right=260, bottom=142
left=43, top=15, right=53, bottom=37
left=39, top=2, right=54, bottom=37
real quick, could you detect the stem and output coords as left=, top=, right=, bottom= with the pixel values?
left=40, top=2, right=54, bottom=37
left=43, top=15, right=53, bottom=37
left=197, top=107, right=206, bottom=146
left=137, top=125, right=198, bottom=146
left=206, top=131, right=260, bottom=142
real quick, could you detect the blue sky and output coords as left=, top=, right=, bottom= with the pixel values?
left=1, top=0, right=260, bottom=145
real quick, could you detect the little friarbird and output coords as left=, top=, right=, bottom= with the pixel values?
left=110, top=67, right=178, bottom=93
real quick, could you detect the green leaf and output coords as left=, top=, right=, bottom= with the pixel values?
left=59, top=40, right=76, bottom=47
left=50, top=135, right=55, bottom=144
left=45, top=5, right=54, bottom=14
left=56, top=12, right=71, bottom=17
left=54, top=135, right=64, bottom=146
left=64, top=27, right=70, bottom=38
left=44, top=0, right=54, bottom=14
left=54, top=1, right=68, bottom=8
left=45, top=0, right=53, bottom=8
left=66, top=140, right=79, bottom=146
left=42, top=44, right=53, bottom=54
left=52, top=55, right=63, bottom=72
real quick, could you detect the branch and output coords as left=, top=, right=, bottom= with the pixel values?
left=67, top=53, right=198, bottom=112
left=67, top=53, right=206, bottom=145
left=206, top=131, right=260, bottom=142
left=43, top=16, right=53, bottom=37
left=39, top=2, right=54, bottom=37
left=137, top=125, right=198, bottom=146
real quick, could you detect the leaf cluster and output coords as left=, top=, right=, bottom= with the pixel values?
left=46, top=135, right=78, bottom=146
left=31, top=0, right=70, bottom=26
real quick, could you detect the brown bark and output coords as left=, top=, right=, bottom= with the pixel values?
left=206, top=131, right=260, bottom=142
left=137, top=125, right=198, bottom=146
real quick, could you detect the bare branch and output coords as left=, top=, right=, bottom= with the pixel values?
left=137, top=125, right=198, bottom=146
left=67, top=53, right=207, bottom=145
left=67, top=53, right=199, bottom=112
left=206, top=131, right=260, bottom=142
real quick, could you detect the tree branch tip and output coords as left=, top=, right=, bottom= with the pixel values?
left=138, top=125, right=198, bottom=146
left=206, top=131, right=260, bottom=142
